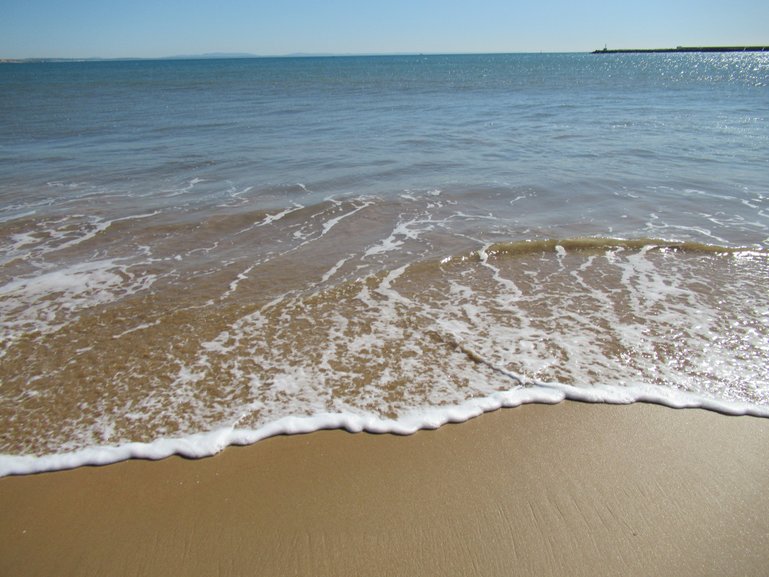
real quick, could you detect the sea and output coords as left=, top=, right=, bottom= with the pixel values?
left=1, top=53, right=768, bottom=476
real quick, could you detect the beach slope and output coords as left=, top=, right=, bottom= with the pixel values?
left=2, top=401, right=769, bottom=577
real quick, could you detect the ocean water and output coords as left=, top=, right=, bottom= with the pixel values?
left=1, top=53, right=768, bottom=475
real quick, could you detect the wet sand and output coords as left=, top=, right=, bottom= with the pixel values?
left=2, top=401, right=769, bottom=577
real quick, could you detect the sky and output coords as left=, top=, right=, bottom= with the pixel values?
left=2, top=0, right=768, bottom=59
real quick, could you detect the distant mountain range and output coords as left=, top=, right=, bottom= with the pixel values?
left=164, top=52, right=261, bottom=59
left=1, top=53, right=258, bottom=63
left=0, top=52, right=391, bottom=63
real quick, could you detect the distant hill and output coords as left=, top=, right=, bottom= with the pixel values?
left=0, top=52, right=426, bottom=64
left=163, top=52, right=260, bottom=60
left=0, top=53, right=261, bottom=63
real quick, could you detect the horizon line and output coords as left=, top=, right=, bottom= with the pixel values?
left=2, top=50, right=595, bottom=63
left=4, top=44, right=768, bottom=63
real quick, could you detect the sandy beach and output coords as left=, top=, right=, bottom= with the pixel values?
left=2, top=401, right=769, bottom=576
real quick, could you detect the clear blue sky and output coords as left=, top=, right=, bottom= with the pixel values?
left=3, top=0, right=768, bottom=59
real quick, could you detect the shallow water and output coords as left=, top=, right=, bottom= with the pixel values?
left=1, top=53, right=768, bottom=474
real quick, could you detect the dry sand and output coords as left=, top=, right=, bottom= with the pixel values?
left=2, top=401, right=769, bottom=577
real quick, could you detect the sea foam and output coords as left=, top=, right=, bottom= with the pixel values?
left=1, top=382, right=767, bottom=478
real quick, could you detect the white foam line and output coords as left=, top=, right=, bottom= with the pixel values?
left=0, top=210, right=37, bottom=223
left=453, top=211, right=500, bottom=222
left=111, top=319, right=162, bottom=340
left=291, top=198, right=374, bottom=244
left=216, top=185, right=254, bottom=208
left=221, top=264, right=257, bottom=299
left=2, top=383, right=767, bottom=478
left=319, top=202, right=371, bottom=237
left=111, top=210, right=160, bottom=223
left=374, top=264, right=411, bottom=304
left=554, top=243, right=568, bottom=272
left=363, top=216, right=435, bottom=258
left=212, top=201, right=373, bottom=300
left=320, top=256, right=351, bottom=283
left=11, top=210, right=160, bottom=261
left=161, top=178, right=205, bottom=198
left=187, top=240, right=221, bottom=256
left=0, top=258, right=158, bottom=347
left=260, top=204, right=303, bottom=226
left=477, top=243, right=523, bottom=300
left=59, top=211, right=160, bottom=252
left=235, top=203, right=304, bottom=235
left=291, top=200, right=373, bottom=249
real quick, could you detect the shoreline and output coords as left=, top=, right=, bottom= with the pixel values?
left=3, top=379, right=768, bottom=478
left=2, top=401, right=769, bottom=576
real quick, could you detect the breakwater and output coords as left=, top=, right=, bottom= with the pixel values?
left=593, top=45, right=769, bottom=54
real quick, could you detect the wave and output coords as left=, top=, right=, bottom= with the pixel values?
left=2, top=379, right=767, bottom=478
left=1, top=237, right=768, bottom=477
